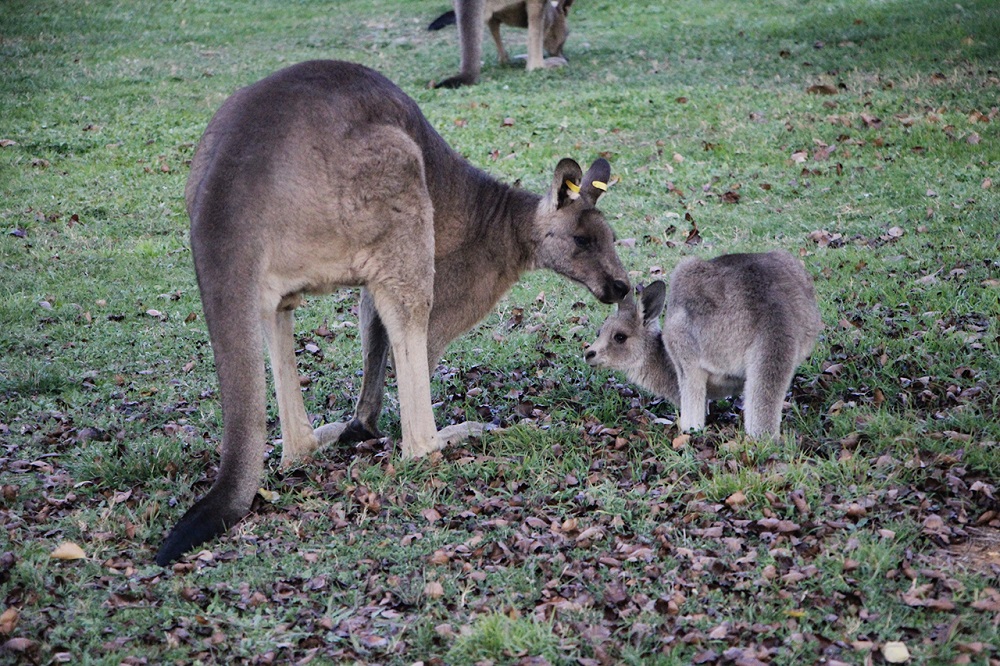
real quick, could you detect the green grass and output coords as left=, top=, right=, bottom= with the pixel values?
left=2, top=0, right=999, bottom=664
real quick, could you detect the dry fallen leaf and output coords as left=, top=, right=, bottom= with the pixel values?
left=51, top=542, right=86, bottom=560
left=258, top=487, right=280, bottom=503
left=424, top=581, right=445, bottom=599
left=883, top=641, right=910, bottom=663
left=725, top=490, right=747, bottom=507
left=807, top=84, right=838, bottom=95
left=0, top=607, right=18, bottom=634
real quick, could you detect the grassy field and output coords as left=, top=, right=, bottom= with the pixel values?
left=2, top=0, right=999, bottom=663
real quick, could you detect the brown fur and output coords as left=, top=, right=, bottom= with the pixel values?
left=586, top=251, right=822, bottom=439
left=156, top=60, right=628, bottom=564
left=435, top=0, right=573, bottom=88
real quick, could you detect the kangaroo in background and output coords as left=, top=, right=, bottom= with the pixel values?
left=586, top=251, right=822, bottom=439
left=434, top=0, right=573, bottom=88
left=156, top=60, right=629, bottom=564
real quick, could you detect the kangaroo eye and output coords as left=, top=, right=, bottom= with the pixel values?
left=573, top=236, right=592, bottom=249
left=613, top=332, right=628, bottom=344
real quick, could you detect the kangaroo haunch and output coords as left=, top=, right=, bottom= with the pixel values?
left=156, top=60, right=629, bottom=565
left=586, top=250, right=822, bottom=439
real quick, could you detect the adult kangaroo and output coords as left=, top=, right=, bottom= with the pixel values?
left=156, top=60, right=629, bottom=564
left=433, top=0, right=573, bottom=88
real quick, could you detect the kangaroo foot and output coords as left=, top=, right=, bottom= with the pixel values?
left=278, top=431, right=319, bottom=469
left=399, top=421, right=491, bottom=460
left=514, top=55, right=568, bottom=69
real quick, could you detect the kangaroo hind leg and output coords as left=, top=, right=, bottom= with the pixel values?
left=743, top=343, right=797, bottom=440
left=263, top=295, right=320, bottom=467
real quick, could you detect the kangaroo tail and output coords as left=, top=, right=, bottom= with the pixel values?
left=428, top=9, right=457, bottom=30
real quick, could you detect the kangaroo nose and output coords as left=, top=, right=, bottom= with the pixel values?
left=611, top=279, right=629, bottom=302
left=585, top=349, right=595, bottom=361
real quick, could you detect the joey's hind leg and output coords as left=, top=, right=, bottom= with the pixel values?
left=676, top=366, right=709, bottom=433
left=263, top=299, right=318, bottom=467
left=743, top=347, right=797, bottom=439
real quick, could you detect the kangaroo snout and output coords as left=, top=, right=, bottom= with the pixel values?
left=600, top=278, right=630, bottom=304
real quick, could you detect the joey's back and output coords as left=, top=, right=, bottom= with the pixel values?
left=666, top=251, right=822, bottom=370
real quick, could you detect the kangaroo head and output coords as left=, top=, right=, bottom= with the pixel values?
left=535, top=157, right=629, bottom=304
left=585, top=281, right=666, bottom=370
left=543, top=0, right=573, bottom=58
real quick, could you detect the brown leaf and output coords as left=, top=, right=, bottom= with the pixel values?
left=725, top=491, right=747, bottom=507
left=3, top=638, right=35, bottom=653
left=51, top=542, right=86, bottom=560
left=807, top=84, right=838, bottom=95
left=684, top=218, right=702, bottom=245
left=860, top=113, right=883, bottom=128
left=0, top=608, right=18, bottom=635
left=424, top=581, right=445, bottom=599
left=421, top=507, right=442, bottom=524
left=707, top=623, right=729, bottom=639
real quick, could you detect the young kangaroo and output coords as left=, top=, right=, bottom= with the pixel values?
left=434, top=0, right=573, bottom=88
left=586, top=251, right=822, bottom=439
left=156, top=60, right=629, bottom=564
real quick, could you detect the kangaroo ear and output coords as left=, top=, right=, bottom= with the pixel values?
left=638, top=280, right=666, bottom=327
left=615, top=290, right=637, bottom=315
left=545, top=158, right=583, bottom=211
left=581, top=158, right=611, bottom=203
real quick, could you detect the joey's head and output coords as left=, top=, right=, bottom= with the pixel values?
left=585, top=281, right=666, bottom=371
left=535, top=157, right=629, bottom=304
left=543, top=0, right=573, bottom=58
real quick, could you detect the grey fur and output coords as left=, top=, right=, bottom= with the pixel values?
left=586, top=250, right=822, bottom=438
left=156, top=60, right=628, bottom=564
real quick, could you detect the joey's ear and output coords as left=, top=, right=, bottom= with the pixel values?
left=581, top=158, right=611, bottom=203
left=638, top=281, right=666, bottom=327
left=615, top=291, right=637, bottom=315
left=545, top=158, right=584, bottom=211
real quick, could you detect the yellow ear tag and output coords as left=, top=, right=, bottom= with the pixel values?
left=564, top=179, right=581, bottom=199
left=591, top=180, right=608, bottom=191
